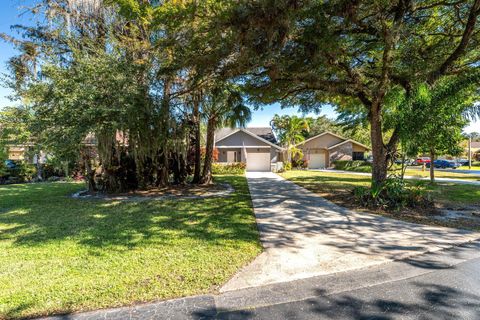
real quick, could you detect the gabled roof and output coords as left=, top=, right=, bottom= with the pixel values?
left=296, top=131, right=370, bottom=150
left=215, top=127, right=278, bottom=144
left=244, top=127, right=277, bottom=144
left=215, top=128, right=284, bottom=150
left=295, top=131, right=346, bottom=147
left=327, top=139, right=370, bottom=151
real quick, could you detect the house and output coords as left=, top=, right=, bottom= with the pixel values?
left=215, top=127, right=284, bottom=171
left=469, top=141, right=480, bottom=153
left=296, top=132, right=370, bottom=169
left=7, top=145, right=28, bottom=161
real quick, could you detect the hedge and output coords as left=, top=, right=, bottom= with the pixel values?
left=212, top=162, right=246, bottom=174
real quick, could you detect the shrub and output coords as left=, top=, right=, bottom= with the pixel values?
left=212, top=162, right=246, bottom=174
left=0, top=162, right=8, bottom=179
left=283, top=161, right=292, bottom=171
left=333, top=160, right=372, bottom=173
left=292, top=159, right=309, bottom=169
left=353, top=176, right=432, bottom=211
left=6, top=162, right=37, bottom=183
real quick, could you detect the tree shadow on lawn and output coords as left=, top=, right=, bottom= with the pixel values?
left=0, top=176, right=259, bottom=250
left=287, top=175, right=369, bottom=192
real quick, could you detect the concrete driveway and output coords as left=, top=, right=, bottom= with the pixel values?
left=221, top=172, right=480, bottom=292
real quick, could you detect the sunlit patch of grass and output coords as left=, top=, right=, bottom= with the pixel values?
left=281, top=170, right=480, bottom=206
left=0, top=176, right=260, bottom=319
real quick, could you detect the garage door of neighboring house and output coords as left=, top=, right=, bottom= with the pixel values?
left=308, top=152, right=326, bottom=169
left=246, top=152, right=271, bottom=171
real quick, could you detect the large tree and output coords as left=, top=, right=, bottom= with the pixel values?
left=1, top=0, right=205, bottom=192
left=209, top=0, right=480, bottom=186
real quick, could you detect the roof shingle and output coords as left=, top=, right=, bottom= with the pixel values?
left=215, top=127, right=278, bottom=145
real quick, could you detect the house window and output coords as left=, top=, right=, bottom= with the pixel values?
left=352, top=152, right=365, bottom=161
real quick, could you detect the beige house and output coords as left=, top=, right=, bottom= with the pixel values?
left=7, top=145, right=28, bottom=161
left=470, top=141, right=480, bottom=153
left=296, top=132, right=370, bottom=169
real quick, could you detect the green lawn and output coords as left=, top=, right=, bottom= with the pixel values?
left=332, top=166, right=480, bottom=180
left=460, top=165, right=480, bottom=171
left=402, top=168, right=480, bottom=180
left=281, top=170, right=480, bottom=205
left=0, top=175, right=261, bottom=319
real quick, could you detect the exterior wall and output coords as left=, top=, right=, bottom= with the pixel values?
left=301, top=134, right=344, bottom=150
left=352, top=144, right=369, bottom=152
left=8, top=147, right=26, bottom=161
left=217, top=148, right=242, bottom=163
left=217, top=147, right=278, bottom=163
left=299, top=134, right=344, bottom=167
left=329, top=142, right=353, bottom=166
left=216, top=131, right=269, bottom=147
left=216, top=130, right=282, bottom=165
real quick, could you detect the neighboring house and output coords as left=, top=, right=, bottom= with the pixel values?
left=5, top=144, right=47, bottom=164
left=469, top=141, right=480, bottom=161
left=215, top=127, right=284, bottom=172
left=7, top=145, right=28, bottom=161
left=469, top=141, right=480, bottom=153
left=296, top=132, right=370, bottom=169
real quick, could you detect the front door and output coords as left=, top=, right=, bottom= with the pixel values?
left=227, top=151, right=237, bottom=163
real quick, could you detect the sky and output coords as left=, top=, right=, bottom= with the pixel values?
left=0, top=0, right=479, bottom=133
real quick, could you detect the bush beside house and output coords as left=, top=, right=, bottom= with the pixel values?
left=212, top=162, right=246, bottom=174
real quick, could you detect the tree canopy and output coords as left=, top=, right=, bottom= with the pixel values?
left=2, top=0, right=480, bottom=191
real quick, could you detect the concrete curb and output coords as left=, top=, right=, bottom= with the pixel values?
left=40, top=240, right=480, bottom=320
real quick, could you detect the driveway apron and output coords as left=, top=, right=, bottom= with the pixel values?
left=220, top=172, right=480, bottom=292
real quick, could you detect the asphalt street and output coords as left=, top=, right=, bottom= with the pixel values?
left=216, top=255, right=480, bottom=320
left=44, top=241, right=480, bottom=320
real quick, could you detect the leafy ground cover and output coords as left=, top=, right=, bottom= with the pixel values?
left=0, top=175, right=260, bottom=319
left=280, top=170, right=480, bottom=230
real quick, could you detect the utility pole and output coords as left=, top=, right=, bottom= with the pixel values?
left=469, top=135, right=472, bottom=170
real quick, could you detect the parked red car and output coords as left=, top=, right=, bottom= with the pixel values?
left=415, top=157, right=431, bottom=165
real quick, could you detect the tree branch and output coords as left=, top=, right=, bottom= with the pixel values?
left=428, top=0, right=480, bottom=83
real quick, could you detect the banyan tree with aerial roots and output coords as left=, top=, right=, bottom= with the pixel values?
left=2, top=0, right=251, bottom=193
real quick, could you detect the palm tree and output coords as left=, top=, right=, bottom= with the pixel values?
left=271, top=115, right=310, bottom=163
left=200, top=84, right=251, bottom=184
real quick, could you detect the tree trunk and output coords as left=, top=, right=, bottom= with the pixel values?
left=83, top=151, right=97, bottom=192
left=192, top=95, right=202, bottom=183
left=201, top=117, right=216, bottom=185
left=370, top=107, right=388, bottom=186
left=156, top=78, right=172, bottom=187
left=429, top=149, right=435, bottom=183
left=35, top=154, right=43, bottom=181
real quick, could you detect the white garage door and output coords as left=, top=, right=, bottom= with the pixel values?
left=246, top=152, right=271, bottom=171
left=308, top=153, right=326, bottom=169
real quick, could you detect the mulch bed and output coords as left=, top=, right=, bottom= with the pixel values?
left=320, top=191, right=480, bottom=231
left=72, top=183, right=234, bottom=201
